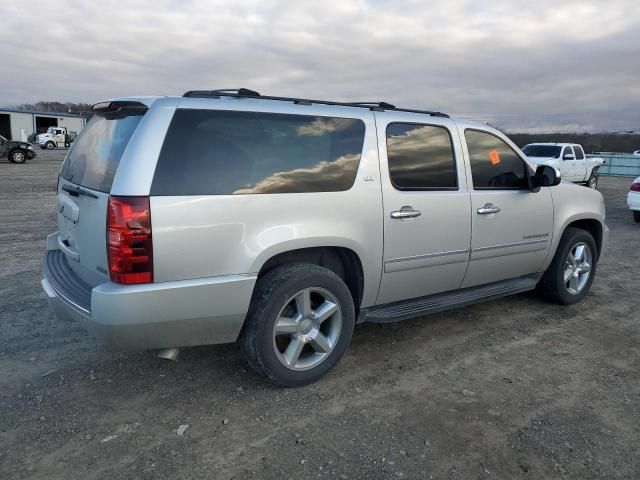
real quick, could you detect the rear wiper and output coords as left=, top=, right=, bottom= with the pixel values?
left=62, top=184, right=98, bottom=199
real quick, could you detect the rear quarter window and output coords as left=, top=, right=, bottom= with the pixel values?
left=61, top=110, right=144, bottom=192
left=150, top=109, right=366, bottom=195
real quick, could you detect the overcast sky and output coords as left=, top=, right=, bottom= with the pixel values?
left=1, top=0, right=639, bottom=132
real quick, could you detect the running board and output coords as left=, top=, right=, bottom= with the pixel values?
left=358, top=275, right=540, bottom=324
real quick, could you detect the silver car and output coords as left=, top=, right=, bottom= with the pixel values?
left=42, top=89, right=608, bottom=386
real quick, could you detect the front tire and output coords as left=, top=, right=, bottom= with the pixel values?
left=8, top=150, right=27, bottom=163
left=633, top=211, right=640, bottom=223
left=537, top=227, right=598, bottom=305
left=240, top=264, right=355, bottom=387
left=45, top=141, right=55, bottom=150
left=586, top=172, right=598, bottom=189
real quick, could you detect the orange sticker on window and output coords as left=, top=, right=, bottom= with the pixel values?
left=489, top=150, right=501, bottom=165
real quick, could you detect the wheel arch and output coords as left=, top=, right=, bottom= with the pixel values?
left=256, top=246, right=365, bottom=312
left=564, top=218, right=603, bottom=257
left=545, top=216, right=604, bottom=270
left=586, top=164, right=600, bottom=179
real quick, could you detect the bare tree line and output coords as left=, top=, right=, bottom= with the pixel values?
left=13, top=101, right=93, bottom=115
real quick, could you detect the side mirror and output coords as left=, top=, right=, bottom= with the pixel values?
left=563, top=153, right=575, bottom=160
left=530, top=165, right=561, bottom=191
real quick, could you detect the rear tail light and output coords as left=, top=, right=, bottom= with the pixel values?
left=107, top=196, right=153, bottom=284
left=630, top=182, right=640, bottom=192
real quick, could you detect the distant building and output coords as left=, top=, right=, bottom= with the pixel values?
left=0, top=108, right=86, bottom=141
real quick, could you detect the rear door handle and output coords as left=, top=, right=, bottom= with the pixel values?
left=391, top=206, right=422, bottom=219
left=477, top=203, right=501, bottom=215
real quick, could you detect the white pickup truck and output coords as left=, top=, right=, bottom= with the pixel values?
left=522, top=143, right=603, bottom=189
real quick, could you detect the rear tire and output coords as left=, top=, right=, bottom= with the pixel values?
left=8, top=150, right=27, bottom=163
left=633, top=211, right=640, bottom=223
left=240, top=263, right=355, bottom=387
left=537, top=227, right=598, bottom=305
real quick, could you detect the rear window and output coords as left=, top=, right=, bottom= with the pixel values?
left=150, top=109, right=366, bottom=195
left=60, top=109, right=144, bottom=192
left=522, top=145, right=562, bottom=158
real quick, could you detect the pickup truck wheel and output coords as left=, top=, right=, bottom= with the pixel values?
left=45, top=141, right=55, bottom=150
left=537, top=227, right=598, bottom=305
left=9, top=150, right=26, bottom=163
left=586, top=173, right=598, bottom=189
left=240, top=263, right=355, bottom=387
left=633, top=211, right=640, bottom=223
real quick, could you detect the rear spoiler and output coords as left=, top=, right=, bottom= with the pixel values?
left=92, top=100, right=148, bottom=112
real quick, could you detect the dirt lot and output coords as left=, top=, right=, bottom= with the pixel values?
left=1, top=149, right=638, bottom=480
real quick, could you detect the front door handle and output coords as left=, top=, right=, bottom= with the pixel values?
left=477, top=203, right=501, bottom=215
left=391, top=206, right=422, bottom=219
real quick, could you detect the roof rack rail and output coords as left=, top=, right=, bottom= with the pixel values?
left=182, top=89, right=449, bottom=117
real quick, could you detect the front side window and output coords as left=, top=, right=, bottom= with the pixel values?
left=151, top=110, right=366, bottom=195
left=465, top=129, right=528, bottom=189
left=386, top=123, right=457, bottom=190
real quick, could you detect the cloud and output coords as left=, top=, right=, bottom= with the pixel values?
left=1, top=0, right=639, bottom=132
left=296, top=118, right=358, bottom=136
left=232, top=153, right=360, bottom=194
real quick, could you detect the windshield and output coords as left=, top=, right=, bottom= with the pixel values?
left=60, top=109, right=145, bottom=192
left=522, top=145, right=562, bottom=158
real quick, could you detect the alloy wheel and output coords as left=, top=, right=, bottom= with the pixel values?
left=564, top=242, right=592, bottom=294
left=272, top=287, right=342, bottom=371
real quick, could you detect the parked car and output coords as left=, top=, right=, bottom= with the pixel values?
left=0, top=134, right=36, bottom=163
left=36, top=126, right=76, bottom=149
left=628, top=176, right=640, bottom=222
left=42, top=90, right=608, bottom=386
left=522, top=143, right=603, bottom=189
left=632, top=150, right=640, bottom=157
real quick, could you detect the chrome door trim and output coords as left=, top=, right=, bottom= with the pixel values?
left=384, top=248, right=469, bottom=273
left=470, top=238, right=549, bottom=261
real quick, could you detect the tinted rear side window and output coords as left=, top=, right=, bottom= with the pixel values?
left=386, top=123, right=457, bottom=190
left=61, top=110, right=144, bottom=192
left=151, top=109, right=366, bottom=195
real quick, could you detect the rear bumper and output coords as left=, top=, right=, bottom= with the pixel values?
left=628, top=191, right=640, bottom=211
left=42, top=247, right=256, bottom=350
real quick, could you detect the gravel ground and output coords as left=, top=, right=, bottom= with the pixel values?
left=1, top=149, right=639, bottom=479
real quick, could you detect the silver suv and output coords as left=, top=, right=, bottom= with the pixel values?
left=42, top=89, right=608, bottom=386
